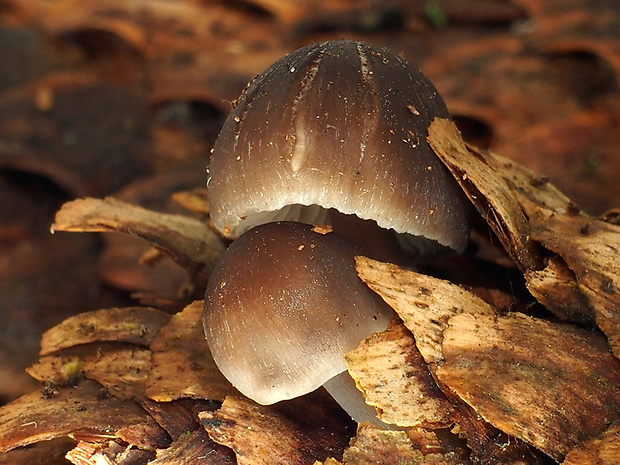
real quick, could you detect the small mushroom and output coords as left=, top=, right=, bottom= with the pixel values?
left=207, top=39, right=470, bottom=258
left=203, top=221, right=394, bottom=424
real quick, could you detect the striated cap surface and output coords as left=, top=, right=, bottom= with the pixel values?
left=203, top=221, right=394, bottom=404
left=207, top=40, right=470, bottom=251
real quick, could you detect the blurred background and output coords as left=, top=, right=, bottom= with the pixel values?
left=1, top=0, right=619, bottom=403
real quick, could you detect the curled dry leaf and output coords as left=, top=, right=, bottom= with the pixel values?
left=39, top=306, right=170, bottom=355
left=145, top=300, right=237, bottom=402
left=52, top=197, right=225, bottom=285
left=429, top=116, right=588, bottom=262
left=355, top=256, right=495, bottom=365
left=345, top=322, right=454, bottom=428
left=436, top=312, right=620, bottom=461
left=0, top=380, right=170, bottom=453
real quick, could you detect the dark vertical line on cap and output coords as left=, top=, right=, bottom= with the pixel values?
left=356, top=43, right=380, bottom=174
left=289, top=46, right=325, bottom=174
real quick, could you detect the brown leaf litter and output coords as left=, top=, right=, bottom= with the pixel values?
left=0, top=118, right=619, bottom=464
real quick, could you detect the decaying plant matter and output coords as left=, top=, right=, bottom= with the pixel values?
left=0, top=117, right=617, bottom=464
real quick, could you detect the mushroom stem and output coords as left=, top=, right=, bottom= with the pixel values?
left=323, top=370, right=395, bottom=429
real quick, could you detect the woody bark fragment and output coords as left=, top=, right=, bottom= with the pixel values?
left=199, top=394, right=351, bottom=465
left=345, top=321, right=455, bottom=428
left=356, top=256, right=620, bottom=462
left=525, top=205, right=620, bottom=357
left=437, top=312, right=620, bottom=461
left=145, top=300, right=237, bottom=402
left=355, top=256, right=496, bottom=366
left=428, top=117, right=620, bottom=357
left=52, top=197, right=225, bottom=286
left=316, top=423, right=471, bottom=465
left=0, top=380, right=170, bottom=453
left=427, top=118, right=543, bottom=271
left=38, top=306, right=170, bottom=355
left=562, top=423, right=620, bottom=465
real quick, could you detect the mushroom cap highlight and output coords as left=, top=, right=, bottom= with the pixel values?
left=203, top=221, right=394, bottom=405
left=207, top=39, right=470, bottom=251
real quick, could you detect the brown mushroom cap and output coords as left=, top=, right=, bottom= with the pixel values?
left=207, top=39, right=470, bottom=252
left=203, top=221, right=394, bottom=405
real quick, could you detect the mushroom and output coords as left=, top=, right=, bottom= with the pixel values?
left=206, top=39, right=470, bottom=260
left=203, top=221, right=394, bottom=425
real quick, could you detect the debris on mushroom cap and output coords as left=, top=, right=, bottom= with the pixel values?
left=207, top=39, right=471, bottom=252
left=202, top=221, right=394, bottom=405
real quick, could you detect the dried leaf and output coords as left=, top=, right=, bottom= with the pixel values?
left=39, top=307, right=170, bottom=355
left=436, top=312, right=620, bottom=461
left=483, top=152, right=573, bottom=214
left=355, top=256, right=495, bottom=365
left=345, top=425, right=422, bottom=465
left=0, top=380, right=169, bottom=453
left=145, top=300, right=236, bottom=402
left=27, top=346, right=151, bottom=401
left=52, top=197, right=225, bottom=282
left=351, top=260, right=548, bottom=463
left=345, top=322, right=454, bottom=428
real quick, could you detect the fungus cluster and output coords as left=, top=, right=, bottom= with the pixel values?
left=203, top=40, right=470, bottom=425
